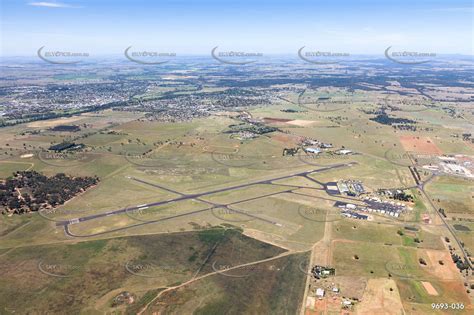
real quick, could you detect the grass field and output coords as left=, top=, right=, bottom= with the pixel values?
left=0, top=228, right=286, bottom=314
left=1, top=90, right=473, bottom=314
left=426, top=176, right=473, bottom=216
left=143, top=252, right=309, bottom=315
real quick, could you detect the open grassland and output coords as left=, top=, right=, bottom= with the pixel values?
left=0, top=228, right=285, bottom=314
left=331, top=238, right=471, bottom=312
left=1, top=90, right=473, bottom=314
left=142, top=252, right=309, bottom=315
left=332, top=220, right=444, bottom=250
left=426, top=176, right=474, bottom=216
left=449, top=220, right=474, bottom=256
left=233, top=194, right=327, bottom=248
left=397, top=279, right=471, bottom=314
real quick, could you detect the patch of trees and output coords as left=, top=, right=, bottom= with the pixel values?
left=393, top=191, right=413, bottom=202
left=0, top=171, right=98, bottom=215
left=451, top=253, right=470, bottom=271
left=50, top=125, right=80, bottom=132
left=226, top=123, right=279, bottom=135
left=282, top=147, right=299, bottom=156
left=379, top=189, right=413, bottom=202
left=1, top=100, right=126, bottom=128
left=369, top=112, right=416, bottom=126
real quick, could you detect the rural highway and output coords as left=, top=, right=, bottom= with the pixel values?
left=407, top=167, right=473, bottom=270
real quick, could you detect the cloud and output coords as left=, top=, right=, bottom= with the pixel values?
left=28, top=2, right=82, bottom=8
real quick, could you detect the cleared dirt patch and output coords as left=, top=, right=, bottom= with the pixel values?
left=27, top=116, right=84, bottom=128
left=421, top=281, right=438, bottom=296
left=355, top=278, right=404, bottom=315
left=287, top=119, right=317, bottom=127
left=422, top=249, right=460, bottom=281
left=243, top=229, right=291, bottom=250
left=399, top=136, right=442, bottom=155
left=263, top=117, right=292, bottom=123
left=334, top=276, right=366, bottom=300
left=271, top=133, right=301, bottom=145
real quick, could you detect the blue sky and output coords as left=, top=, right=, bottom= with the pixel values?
left=1, top=0, right=473, bottom=56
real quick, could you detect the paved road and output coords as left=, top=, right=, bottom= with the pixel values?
left=407, top=168, right=473, bottom=270
left=418, top=180, right=473, bottom=270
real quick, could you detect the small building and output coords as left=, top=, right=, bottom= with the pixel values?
left=422, top=213, right=431, bottom=224
left=49, top=142, right=84, bottom=152
left=316, top=288, right=325, bottom=298
left=320, top=143, right=333, bottom=148
left=304, top=147, right=321, bottom=154
left=337, top=149, right=352, bottom=155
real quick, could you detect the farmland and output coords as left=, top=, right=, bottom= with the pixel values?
left=1, top=58, right=473, bottom=314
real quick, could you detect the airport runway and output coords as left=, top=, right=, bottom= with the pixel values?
left=59, top=163, right=354, bottom=237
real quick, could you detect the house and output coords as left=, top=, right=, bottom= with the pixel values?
left=422, top=213, right=431, bottom=224
left=316, top=288, right=325, bottom=297
left=49, top=142, right=84, bottom=152
left=337, top=149, right=352, bottom=155
left=304, top=147, right=321, bottom=154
